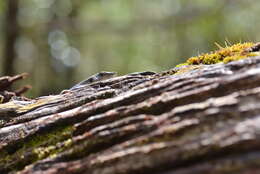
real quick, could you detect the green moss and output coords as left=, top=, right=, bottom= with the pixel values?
left=27, top=126, right=73, bottom=148
left=159, top=42, right=259, bottom=78
left=223, top=52, right=258, bottom=63
left=33, top=138, right=73, bottom=159
left=179, top=42, right=258, bottom=66
left=0, top=125, right=74, bottom=172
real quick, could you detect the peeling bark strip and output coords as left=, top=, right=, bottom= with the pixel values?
left=2, top=56, right=260, bottom=173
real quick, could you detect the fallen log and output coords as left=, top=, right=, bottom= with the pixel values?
left=1, top=42, right=260, bottom=174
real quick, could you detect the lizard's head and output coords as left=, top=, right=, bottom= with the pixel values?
left=98, top=71, right=117, bottom=80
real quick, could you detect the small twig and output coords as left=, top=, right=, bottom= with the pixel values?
left=14, top=85, right=32, bottom=96
left=9, top=73, right=29, bottom=83
left=0, top=73, right=29, bottom=91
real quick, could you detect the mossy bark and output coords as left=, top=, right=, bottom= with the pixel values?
left=1, top=55, right=260, bottom=173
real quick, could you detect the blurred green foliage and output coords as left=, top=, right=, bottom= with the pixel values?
left=0, top=0, right=260, bottom=97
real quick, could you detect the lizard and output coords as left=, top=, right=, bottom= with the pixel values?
left=61, top=71, right=117, bottom=94
left=128, top=71, right=156, bottom=76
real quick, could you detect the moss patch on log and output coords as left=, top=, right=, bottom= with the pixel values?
left=177, top=42, right=259, bottom=67
left=0, top=125, right=74, bottom=173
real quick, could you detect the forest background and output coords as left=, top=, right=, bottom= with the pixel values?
left=0, top=0, right=259, bottom=97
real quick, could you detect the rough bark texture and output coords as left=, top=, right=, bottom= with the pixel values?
left=1, top=55, right=260, bottom=174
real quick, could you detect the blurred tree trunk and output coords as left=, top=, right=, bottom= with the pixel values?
left=3, top=0, right=19, bottom=76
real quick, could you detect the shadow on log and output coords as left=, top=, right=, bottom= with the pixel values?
left=1, top=44, right=260, bottom=174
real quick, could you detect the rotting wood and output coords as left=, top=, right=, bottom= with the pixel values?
left=2, top=53, right=260, bottom=173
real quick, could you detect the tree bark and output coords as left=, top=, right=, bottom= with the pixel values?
left=3, top=0, right=19, bottom=76
left=1, top=55, right=260, bottom=173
